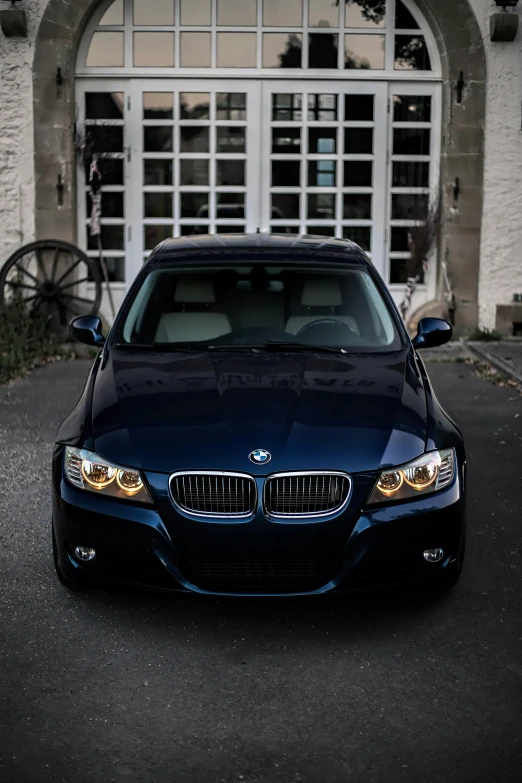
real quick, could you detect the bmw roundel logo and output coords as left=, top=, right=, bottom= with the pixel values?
left=249, top=449, right=272, bottom=465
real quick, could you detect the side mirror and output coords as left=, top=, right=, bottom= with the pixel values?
left=70, top=315, right=106, bottom=347
left=412, top=318, right=453, bottom=350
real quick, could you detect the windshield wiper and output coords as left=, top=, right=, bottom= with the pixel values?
left=208, top=342, right=347, bottom=356
left=116, top=343, right=201, bottom=353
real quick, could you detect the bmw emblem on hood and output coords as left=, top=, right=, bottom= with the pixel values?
left=249, top=449, right=271, bottom=465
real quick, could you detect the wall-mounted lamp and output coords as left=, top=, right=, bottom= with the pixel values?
left=491, top=0, right=519, bottom=41
left=0, top=0, right=27, bottom=38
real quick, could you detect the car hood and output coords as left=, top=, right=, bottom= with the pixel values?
left=90, top=348, right=428, bottom=474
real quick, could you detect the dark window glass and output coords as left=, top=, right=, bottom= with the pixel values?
left=144, top=159, right=173, bottom=186
left=308, top=160, right=336, bottom=187
left=306, top=225, right=336, bottom=237
left=87, top=225, right=124, bottom=251
left=217, top=93, right=247, bottom=120
left=393, top=95, right=431, bottom=122
left=89, top=126, right=124, bottom=154
left=180, top=93, right=210, bottom=120
left=344, top=94, right=374, bottom=121
left=272, top=160, right=301, bottom=186
left=180, top=127, right=210, bottom=153
left=144, top=127, right=173, bottom=152
left=217, top=127, right=246, bottom=153
left=344, top=127, right=373, bottom=154
left=216, top=225, right=245, bottom=234
left=272, top=193, right=300, bottom=220
left=309, top=128, right=337, bottom=154
left=390, top=258, right=424, bottom=284
left=144, top=225, right=173, bottom=250
left=87, top=257, right=125, bottom=283
left=180, top=159, right=209, bottom=186
left=395, top=36, right=431, bottom=71
left=272, top=94, right=303, bottom=121
left=391, top=227, right=412, bottom=252
left=344, top=161, right=373, bottom=186
left=343, top=194, right=372, bottom=219
left=395, top=0, right=420, bottom=29
left=308, top=94, right=338, bottom=121
left=342, top=226, right=371, bottom=251
left=393, top=128, right=430, bottom=155
left=86, top=93, right=124, bottom=120
left=181, top=193, right=209, bottom=218
left=391, top=194, right=428, bottom=220
left=392, top=161, right=429, bottom=187
left=271, top=225, right=300, bottom=234
left=84, top=158, right=124, bottom=186
left=309, top=33, right=339, bottom=69
left=216, top=160, right=245, bottom=186
left=217, top=193, right=245, bottom=219
left=180, top=224, right=207, bottom=236
left=143, top=93, right=173, bottom=120
left=308, top=194, right=336, bottom=220
left=263, top=33, right=303, bottom=68
left=86, top=191, right=124, bottom=219
left=272, top=128, right=301, bottom=154
left=144, top=192, right=173, bottom=219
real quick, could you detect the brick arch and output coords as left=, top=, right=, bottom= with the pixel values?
left=33, top=0, right=486, bottom=332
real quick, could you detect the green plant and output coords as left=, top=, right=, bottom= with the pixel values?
left=468, top=327, right=502, bottom=342
left=0, top=297, right=60, bottom=383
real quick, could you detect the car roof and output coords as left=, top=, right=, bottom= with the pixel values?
left=149, top=233, right=370, bottom=266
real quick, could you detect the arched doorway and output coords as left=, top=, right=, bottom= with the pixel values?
left=74, top=0, right=442, bottom=315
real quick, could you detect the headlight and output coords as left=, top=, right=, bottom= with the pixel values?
left=64, top=447, right=153, bottom=504
left=367, top=449, right=455, bottom=505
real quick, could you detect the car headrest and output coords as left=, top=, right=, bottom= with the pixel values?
left=301, top=278, right=343, bottom=308
left=175, top=276, right=216, bottom=304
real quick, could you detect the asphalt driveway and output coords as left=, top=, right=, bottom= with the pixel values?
left=0, top=358, right=521, bottom=783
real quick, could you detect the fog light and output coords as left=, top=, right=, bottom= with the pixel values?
left=423, top=548, right=444, bottom=564
left=74, top=546, right=96, bottom=562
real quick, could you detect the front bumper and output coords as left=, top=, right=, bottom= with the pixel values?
left=52, top=448, right=466, bottom=596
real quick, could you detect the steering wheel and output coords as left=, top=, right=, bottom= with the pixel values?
left=296, top=319, right=356, bottom=343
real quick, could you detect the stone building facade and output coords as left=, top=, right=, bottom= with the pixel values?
left=0, top=0, right=521, bottom=334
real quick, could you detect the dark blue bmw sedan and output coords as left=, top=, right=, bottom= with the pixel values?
left=52, top=234, right=466, bottom=597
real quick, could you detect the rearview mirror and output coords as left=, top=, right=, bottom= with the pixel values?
left=70, top=315, right=106, bottom=347
left=412, top=318, right=452, bottom=350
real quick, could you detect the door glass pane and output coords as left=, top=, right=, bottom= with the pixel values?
left=395, top=0, right=419, bottom=29
left=391, top=227, right=412, bottom=251
left=180, top=160, right=209, bottom=185
left=89, top=158, right=124, bottom=185
left=87, top=225, right=124, bottom=251
left=180, top=224, right=207, bottom=236
left=345, top=34, right=385, bottom=69
left=272, top=194, right=300, bottom=220
left=308, top=161, right=336, bottom=187
left=88, top=257, right=125, bottom=283
left=217, top=193, right=246, bottom=219
left=344, top=94, right=374, bottom=121
left=145, top=225, right=173, bottom=250
left=100, top=0, right=124, bottom=26
left=144, top=159, right=173, bottom=186
left=272, top=94, right=303, bottom=121
left=263, top=34, right=303, bottom=68
left=86, top=32, right=124, bottom=67
left=395, top=36, right=431, bottom=70
left=391, top=194, right=428, bottom=220
left=181, top=192, right=209, bottom=218
left=343, top=194, right=372, bottom=219
left=134, top=33, right=175, bottom=67
left=216, top=225, right=245, bottom=234
left=86, top=192, right=124, bottom=219
left=91, top=126, right=124, bottom=153
left=143, top=93, right=173, bottom=119
left=309, top=34, right=338, bottom=69
left=308, top=94, right=338, bottom=121
left=393, top=95, right=431, bottom=122
left=133, top=0, right=174, bottom=25
left=263, top=0, right=302, bottom=26
left=272, top=160, right=301, bottom=186
left=217, top=34, right=257, bottom=67
left=86, top=93, right=124, bottom=120
left=217, top=93, right=247, bottom=120
left=180, top=93, right=210, bottom=119
left=217, top=127, right=246, bottom=153
left=217, top=0, right=257, bottom=26
left=307, top=225, right=336, bottom=236
left=345, top=0, right=386, bottom=28
left=216, top=160, right=245, bottom=186
left=144, top=126, right=173, bottom=152
left=343, top=226, right=371, bottom=251
left=308, top=194, right=336, bottom=219
left=144, top=193, right=173, bottom=218
left=344, top=161, right=373, bottom=186
left=392, top=161, right=429, bottom=187
left=344, top=128, right=373, bottom=154
left=180, top=33, right=211, bottom=67
left=309, top=128, right=337, bottom=154
left=393, top=128, right=430, bottom=155
left=180, top=126, right=210, bottom=153
left=390, top=259, right=410, bottom=284
left=309, top=0, right=339, bottom=28
left=181, top=0, right=211, bottom=25
left=272, top=128, right=301, bottom=153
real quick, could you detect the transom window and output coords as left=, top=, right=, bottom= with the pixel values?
left=81, top=0, right=435, bottom=73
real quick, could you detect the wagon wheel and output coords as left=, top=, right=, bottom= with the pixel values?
left=0, top=240, right=102, bottom=324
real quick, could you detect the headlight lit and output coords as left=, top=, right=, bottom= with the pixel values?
left=367, top=449, right=455, bottom=505
left=65, top=447, right=153, bottom=504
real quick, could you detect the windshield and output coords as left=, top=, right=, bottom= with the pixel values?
left=120, top=263, right=402, bottom=352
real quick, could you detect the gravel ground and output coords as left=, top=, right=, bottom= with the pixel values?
left=0, top=357, right=521, bottom=783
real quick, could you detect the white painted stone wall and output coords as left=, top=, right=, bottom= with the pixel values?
left=0, top=0, right=520, bottom=330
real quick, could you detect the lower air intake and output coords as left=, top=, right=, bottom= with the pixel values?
left=189, top=557, right=334, bottom=592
